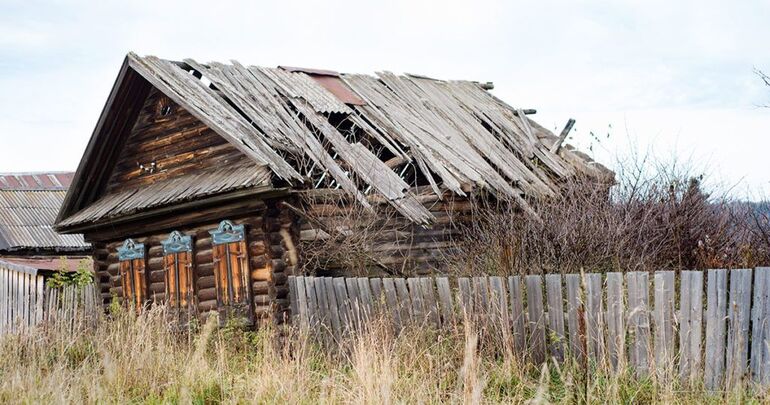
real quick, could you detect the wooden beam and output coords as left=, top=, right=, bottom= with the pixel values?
left=550, top=118, right=576, bottom=154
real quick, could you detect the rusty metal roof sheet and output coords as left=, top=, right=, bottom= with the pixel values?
left=0, top=172, right=74, bottom=190
left=0, top=188, right=88, bottom=252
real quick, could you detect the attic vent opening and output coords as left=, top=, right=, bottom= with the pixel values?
left=156, top=96, right=174, bottom=117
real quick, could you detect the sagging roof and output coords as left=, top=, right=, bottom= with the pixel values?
left=0, top=172, right=89, bottom=253
left=57, top=53, right=611, bottom=229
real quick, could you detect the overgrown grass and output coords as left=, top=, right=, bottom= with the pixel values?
left=0, top=307, right=763, bottom=404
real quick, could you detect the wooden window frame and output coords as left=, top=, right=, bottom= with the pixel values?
left=117, top=238, right=148, bottom=313
left=161, top=230, right=195, bottom=311
left=209, top=220, right=253, bottom=323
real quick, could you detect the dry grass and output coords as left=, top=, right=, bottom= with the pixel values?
left=0, top=307, right=763, bottom=404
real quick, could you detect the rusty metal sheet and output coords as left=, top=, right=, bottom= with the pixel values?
left=0, top=172, right=73, bottom=190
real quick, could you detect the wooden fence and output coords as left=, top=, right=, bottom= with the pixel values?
left=0, top=261, right=100, bottom=335
left=289, top=268, right=770, bottom=390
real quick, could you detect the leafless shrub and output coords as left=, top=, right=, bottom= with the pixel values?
left=449, top=154, right=770, bottom=275
left=294, top=192, right=415, bottom=276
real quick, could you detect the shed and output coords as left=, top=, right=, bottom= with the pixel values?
left=54, top=53, right=610, bottom=325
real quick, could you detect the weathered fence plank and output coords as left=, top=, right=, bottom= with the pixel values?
left=488, top=276, right=509, bottom=333
left=525, top=275, right=546, bottom=364
left=458, top=277, right=473, bottom=318
left=606, top=272, right=625, bottom=370
left=704, top=269, right=728, bottom=390
left=435, top=277, right=454, bottom=327
left=726, top=269, right=752, bottom=388
left=751, top=267, right=770, bottom=385
left=679, top=270, right=704, bottom=385
left=565, top=274, right=584, bottom=361
left=545, top=274, right=565, bottom=361
left=653, top=271, right=675, bottom=378
left=585, top=273, right=604, bottom=364
left=382, top=278, right=401, bottom=328
left=508, top=276, right=526, bottom=352
left=420, top=277, right=440, bottom=326
left=627, top=271, right=651, bottom=377
left=323, top=277, right=342, bottom=340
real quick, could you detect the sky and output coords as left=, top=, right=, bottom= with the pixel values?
left=0, top=0, right=768, bottom=199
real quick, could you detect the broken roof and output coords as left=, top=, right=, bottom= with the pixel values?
left=56, top=53, right=611, bottom=230
left=0, top=172, right=89, bottom=253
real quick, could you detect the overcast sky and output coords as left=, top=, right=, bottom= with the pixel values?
left=1, top=0, right=768, bottom=199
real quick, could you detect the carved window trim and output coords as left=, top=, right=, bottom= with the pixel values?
left=209, top=220, right=253, bottom=323
left=161, top=231, right=195, bottom=310
left=117, top=238, right=147, bottom=313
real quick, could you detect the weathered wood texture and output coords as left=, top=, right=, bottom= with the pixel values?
left=289, top=268, right=770, bottom=391
left=298, top=190, right=478, bottom=276
left=91, top=199, right=299, bottom=325
left=0, top=262, right=100, bottom=335
left=107, top=88, right=251, bottom=191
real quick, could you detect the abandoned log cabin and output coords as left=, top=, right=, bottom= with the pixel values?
left=54, top=52, right=610, bottom=325
left=0, top=172, right=90, bottom=273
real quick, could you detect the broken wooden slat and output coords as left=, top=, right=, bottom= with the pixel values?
left=726, top=268, right=752, bottom=388
left=525, top=275, right=546, bottom=364
left=653, top=271, right=675, bottom=378
left=704, top=269, right=728, bottom=390
left=545, top=274, right=565, bottom=361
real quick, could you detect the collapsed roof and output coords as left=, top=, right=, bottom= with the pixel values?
left=56, top=53, right=610, bottom=229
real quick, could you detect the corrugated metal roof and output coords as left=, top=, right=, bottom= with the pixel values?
left=0, top=188, right=88, bottom=252
left=0, top=172, right=73, bottom=190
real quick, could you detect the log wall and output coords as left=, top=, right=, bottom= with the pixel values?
left=90, top=199, right=299, bottom=324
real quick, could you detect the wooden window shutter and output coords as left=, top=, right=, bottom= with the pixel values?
left=161, top=231, right=195, bottom=310
left=209, top=220, right=253, bottom=323
left=117, top=239, right=147, bottom=313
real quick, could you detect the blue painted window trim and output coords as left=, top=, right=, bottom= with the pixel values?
left=209, top=220, right=245, bottom=245
left=118, top=238, right=145, bottom=261
left=161, top=231, right=193, bottom=255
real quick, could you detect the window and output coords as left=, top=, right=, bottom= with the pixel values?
left=209, top=220, right=253, bottom=322
left=161, top=231, right=195, bottom=310
left=117, top=238, right=147, bottom=313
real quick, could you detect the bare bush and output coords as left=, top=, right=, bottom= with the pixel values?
left=449, top=155, right=770, bottom=275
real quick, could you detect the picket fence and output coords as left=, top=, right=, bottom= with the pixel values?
left=289, top=268, right=770, bottom=390
left=0, top=261, right=100, bottom=335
